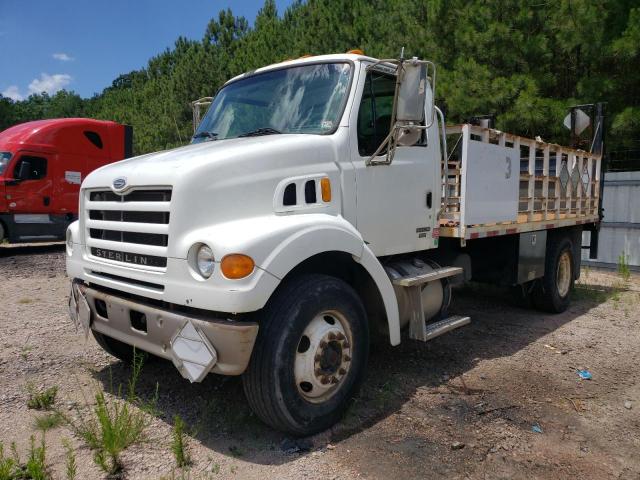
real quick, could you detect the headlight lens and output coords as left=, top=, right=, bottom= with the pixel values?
left=196, top=245, right=215, bottom=278
left=66, top=228, right=73, bottom=255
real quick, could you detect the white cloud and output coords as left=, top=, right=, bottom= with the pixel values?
left=53, top=52, right=74, bottom=62
left=2, top=85, right=23, bottom=101
left=28, top=73, right=72, bottom=95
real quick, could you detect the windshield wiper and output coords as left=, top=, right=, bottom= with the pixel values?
left=238, top=127, right=282, bottom=138
left=192, top=131, right=219, bottom=141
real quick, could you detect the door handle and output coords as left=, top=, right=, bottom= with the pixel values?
left=43, top=196, right=50, bottom=206
left=426, top=191, right=432, bottom=209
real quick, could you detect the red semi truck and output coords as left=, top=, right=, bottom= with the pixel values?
left=0, top=118, right=132, bottom=243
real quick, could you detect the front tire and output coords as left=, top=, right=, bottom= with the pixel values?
left=532, top=235, right=575, bottom=313
left=243, top=274, right=369, bottom=436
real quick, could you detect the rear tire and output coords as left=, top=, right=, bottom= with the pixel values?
left=532, top=235, right=574, bottom=313
left=243, top=274, right=369, bottom=436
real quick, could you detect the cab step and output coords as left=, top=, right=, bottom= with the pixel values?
left=391, top=266, right=469, bottom=342
left=392, top=266, right=462, bottom=287
left=423, top=315, right=470, bottom=341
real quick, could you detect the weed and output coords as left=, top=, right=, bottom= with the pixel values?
left=0, top=436, right=50, bottom=480
left=172, top=415, right=190, bottom=468
left=61, top=439, right=77, bottom=480
left=33, top=412, right=64, bottom=432
left=18, top=298, right=33, bottom=304
left=66, top=355, right=150, bottom=476
left=373, top=380, right=397, bottom=410
left=211, top=463, right=220, bottom=474
left=572, top=285, right=615, bottom=303
left=27, top=385, right=58, bottom=410
left=618, top=252, right=631, bottom=282
left=0, top=442, right=18, bottom=479
left=230, top=465, right=238, bottom=474
left=228, top=445, right=243, bottom=458
left=68, top=390, right=148, bottom=475
left=25, top=435, right=48, bottom=480
left=126, top=349, right=145, bottom=402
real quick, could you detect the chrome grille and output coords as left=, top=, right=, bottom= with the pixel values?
left=85, top=188, right=171, bottom=270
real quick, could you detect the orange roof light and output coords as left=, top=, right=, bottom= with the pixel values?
left=347, top=49, right=364, bottom=55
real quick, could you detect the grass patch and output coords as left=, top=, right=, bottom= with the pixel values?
left=33, top=412, right=64, bottom=432
left=61, top=439, right=77, bottom=480
left=66, top=351, right=149, bottom=476
left=171, top=415, right=190, bottom=468
left=18, top=298, right=34, bottom=304
left=0, top=435, right=49, bottom=480
left=68, top=390, right=147, bottom=475
left=618, top=252, right=631, bottom=282
left=27, top=385, right=58, bottom=410
left=228, top=445, right=243, bottom=458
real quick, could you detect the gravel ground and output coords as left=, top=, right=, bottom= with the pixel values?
left=0, top=245, right=639, bottom=479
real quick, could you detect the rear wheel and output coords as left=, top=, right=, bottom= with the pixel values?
left=243, top=274, right=369, bottom=436
left=532, top=235, right=575, bottom=313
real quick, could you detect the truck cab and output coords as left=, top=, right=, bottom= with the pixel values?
left=0, top=118, right=132, bottom=243
left=66, top=53, right=602, bottom=435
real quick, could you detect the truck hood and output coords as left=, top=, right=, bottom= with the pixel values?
left=82, top=133, right=347, bottom=257
left=85, top=134, right=334, bottom=187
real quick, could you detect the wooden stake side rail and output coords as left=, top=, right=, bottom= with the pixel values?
left=440, top=124, right=602, bottom=240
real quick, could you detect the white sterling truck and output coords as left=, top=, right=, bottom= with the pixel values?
left=67, top=51, right=603, bottom=435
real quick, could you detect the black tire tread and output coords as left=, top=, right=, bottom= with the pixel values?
left=243, top=273, right=367, bottom=435
left=532, top=234, right=574, bottom=313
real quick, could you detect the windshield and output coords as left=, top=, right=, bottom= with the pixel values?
left=0, top=152, right=11, bottom=175
left=193, top=62, right=352, bottom=142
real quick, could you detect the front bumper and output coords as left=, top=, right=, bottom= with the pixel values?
left=78, top=282, right=259, bottom=376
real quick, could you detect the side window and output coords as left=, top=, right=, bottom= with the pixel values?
left=14, top=156, right=48, bottom=180
left=357, top=72, right=395, bottom=157
left=84, top=131, right=104, bottom=149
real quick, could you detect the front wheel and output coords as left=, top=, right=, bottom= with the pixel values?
left=243, top=274, right=369, bottom=436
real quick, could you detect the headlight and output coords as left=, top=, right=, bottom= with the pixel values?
left=66, top=228, right=73, bottom=255
left=196, top=245, right=215, bottom=278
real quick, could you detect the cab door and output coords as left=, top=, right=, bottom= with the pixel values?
left=349, top=65, right=441, bottom=256
left=5, top=152, right=53, bottom=215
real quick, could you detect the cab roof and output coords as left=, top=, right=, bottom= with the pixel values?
left=0, top=118, right=122, bottom=149
left=225, top=53, right=382, bottom=86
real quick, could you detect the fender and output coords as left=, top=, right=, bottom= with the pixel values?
left=355, top=244, right=401, bottom=345
left=183, top=214, right=401, bottom=345
left=255, top=215, right=400, bottom=346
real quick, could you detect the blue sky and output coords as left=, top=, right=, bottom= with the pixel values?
left=0, top=0, right=292, bottom=100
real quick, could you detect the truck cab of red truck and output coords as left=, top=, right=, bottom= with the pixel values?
left=0, top=118, right=132, bottom=243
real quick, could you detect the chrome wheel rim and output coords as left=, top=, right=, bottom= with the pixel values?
left=294, top=310, right=353, bottom=403
left=556, top=251, right=572, bottom=298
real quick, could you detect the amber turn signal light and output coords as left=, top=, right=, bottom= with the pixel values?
left=221, top=254, right=255, bottom=279
left=321, top=177, right=332, bottom=202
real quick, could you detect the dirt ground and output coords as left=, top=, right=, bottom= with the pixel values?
left=0, top=245, right=639, bottom=480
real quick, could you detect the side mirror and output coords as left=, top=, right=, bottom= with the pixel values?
left=16, top=160, right=31, bottom=180
left=365, top=54, right=437, bottom=166
left=396, top=62, right=426, bottom=123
